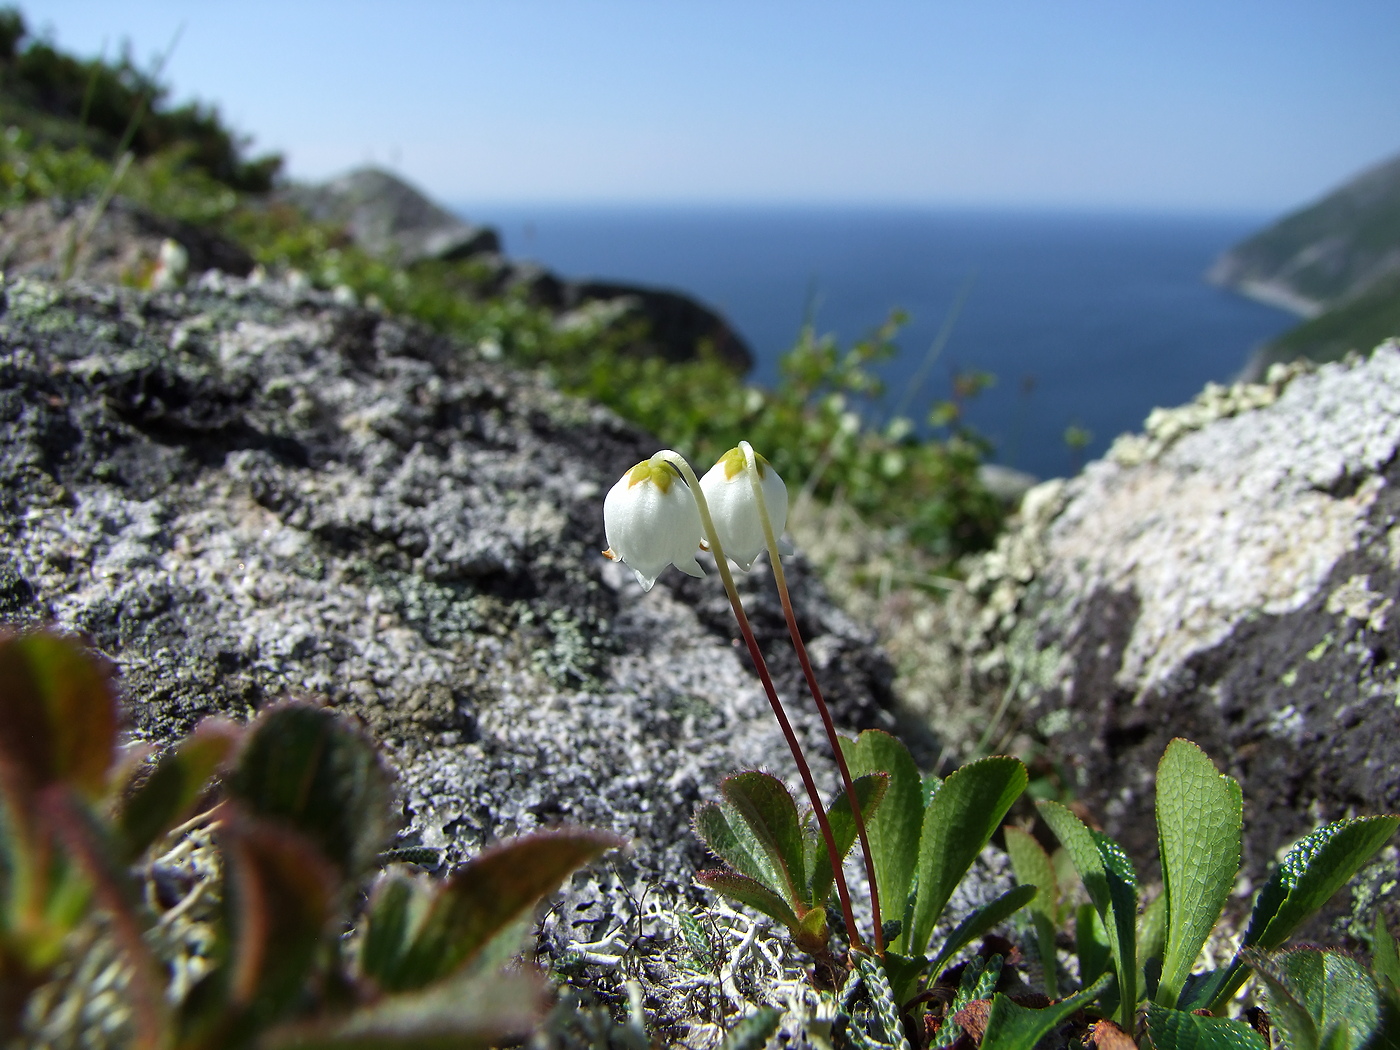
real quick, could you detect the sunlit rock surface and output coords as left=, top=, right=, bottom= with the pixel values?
left=0, top=273, right=914, bottom=1037
left=954, top=344, right=1400, bottom=929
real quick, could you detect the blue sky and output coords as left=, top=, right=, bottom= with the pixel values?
left=18, top=1, right=1400, bottom=212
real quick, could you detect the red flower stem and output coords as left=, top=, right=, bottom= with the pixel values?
left=654, top=451, right=865, bottom=953
left=739, top=442, right=885, bottom=957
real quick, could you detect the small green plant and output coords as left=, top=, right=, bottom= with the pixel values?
left=604, top=450, right=1399, bottom=1047
left=0, top=630, right=621, bottom=1048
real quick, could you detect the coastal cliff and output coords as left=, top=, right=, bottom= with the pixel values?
left=1211, top=150, right=1400, bottom=375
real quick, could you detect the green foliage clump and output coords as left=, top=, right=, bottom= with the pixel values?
left=0, top=630, right=620, bottom=1049
left=693, top=729, right=1400, bottom=1050
left=0, top=6, right=280, bottom=190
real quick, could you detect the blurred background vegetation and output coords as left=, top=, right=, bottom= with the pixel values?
left=0, top=5, right=1006, bottom=563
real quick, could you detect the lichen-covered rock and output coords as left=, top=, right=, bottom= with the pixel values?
left=0, top=273, right=897, bottom=1034
left=952, top=343, right=1400, bottom=927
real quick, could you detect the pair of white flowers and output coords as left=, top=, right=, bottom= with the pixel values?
left=602, top=444, right=788, bottom=591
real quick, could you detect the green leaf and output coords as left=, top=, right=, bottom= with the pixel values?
left=880, top=950, right=930, bottom=1008
left=1209, top=816, right=1400, bottom=1013
left=1004, top=827, right=1058, bottom=921
left=809, top=772, right=888, bottom=910
left=909, top=755, right=1027, bottom=955
left=1247, top=947, right=1381, bottom=1050
left=1156, top=739, right=1243, bottom=1009
left=1138, top=891, right=1168, bottom=979
left=262, top=970, right=543, bottom=1049
left=1040, top=801, right=1137, bottom=1027
left=696, top=869, right=802, bottom=932
left=979, top=973, right=1111, bottom=1050
left=387, top=828, right=620, bottom=991
left=0, top=631, right=117, bottom=798
left=695, top=801, right=769, bottom=885
left=208, top=817, right=338, bottom=1034
left=720, top=1007, right=784, bottom=1050
left=116, top=719, right=239, bottom=861
left=358, top=870, right=426, bottom=987
left=1145, top=1003, right=1268, bottom=1050
left=929, top=884, right=1038, bottom=977
left=842, top=730, right=923, bottom=951
left=227, top=704, right=397, bottom=879
left=1373, top=913, right=1400, bottom=994
left=1077, top=902, right=1112, bottom=987
left=1245, top=818, right=1400, bottom=952
left=719, top=771, right=807, bottom=907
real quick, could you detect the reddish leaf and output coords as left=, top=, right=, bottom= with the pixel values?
left=0, top=631, right=117, bottom=797
left=385, top=829, right=623, bottom=992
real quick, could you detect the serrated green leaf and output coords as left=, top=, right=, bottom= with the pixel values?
left=1178, top=969, right=1233, bottom=1014
left=721, top=1007, right=784, bottom=1050
left=0, top=631, right=117, bottom=798
left=930, top=884, right=1038, bottom=977
left=1156, top=739, right=1242, bottom=1010
left=979, top=973, right=1111, bottom=1050
left=909, top=755, right=1027, bottom=955
left=1255, top=948, right=1382, bottom=1050
left=227, top=704, right=397, bottom=879
left=842, top=730, right=923, bottom=951
left=1246, top=949, right=1323, bottom=1050
left=262, top=970, right=543, bottom=1049
left=695, top=800, right=769, bottom=885
left=1208, top=817, right=1400, bottom=1014
left=116, top=719, right=239, bottom=861
left=388, top=829, right=620, bottom=991
left=718, top=771, right=806, bottom=906
left=1040, top=801, right=1137, bottom=1027
left=1145, top=1003, right=1268, bottom=1050
left=1246, top=818, right=1400, bottom=952
left=696, top=869, right=801, bottom=931
left=809, top=772, right=888, bottom=910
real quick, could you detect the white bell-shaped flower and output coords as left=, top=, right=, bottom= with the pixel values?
left=602, top=458, right=705, bottom=591
left=699, top=444, right=789, bottom=571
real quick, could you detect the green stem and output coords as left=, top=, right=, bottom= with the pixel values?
left=653, top=450, right=865, bottom=953
left=738, top=441, right=884, bottom=957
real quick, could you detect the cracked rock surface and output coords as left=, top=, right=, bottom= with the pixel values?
left=953, top=345, right=1400, bottom=928
left=0, top=273, right=902, bottom=1032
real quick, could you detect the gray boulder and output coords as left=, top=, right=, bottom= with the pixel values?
left=0, top=272, right=897, bottom=1034
left=280, top=166, right=500, bottom=264
left=952, top=346, right=1400, bottom=929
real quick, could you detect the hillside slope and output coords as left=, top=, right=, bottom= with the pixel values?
left=1211, top=150, right=1400, bottom=374
left=1210, top=150, right=1400, bottom=314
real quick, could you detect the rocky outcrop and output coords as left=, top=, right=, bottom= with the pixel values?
left=952, top=347, right=1400, bottom=929
left=0, top=272, right=906, bottom=1032
left=280, top=166, right=500, bottom=264
left=283, top=166, right=754, bottom=373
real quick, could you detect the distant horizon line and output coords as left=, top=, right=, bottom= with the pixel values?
left=444, top=197, right=1282, bottom=222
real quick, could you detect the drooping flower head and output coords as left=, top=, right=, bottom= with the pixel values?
left=699, top=443, right=788, bottom=571
left=602, top=457, right=705, bottom=591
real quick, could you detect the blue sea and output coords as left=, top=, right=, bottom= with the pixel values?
left=456, top=205, right=1296, bottom=480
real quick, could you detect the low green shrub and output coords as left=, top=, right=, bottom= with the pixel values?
left=0, top=630, right=620, bottom=1049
